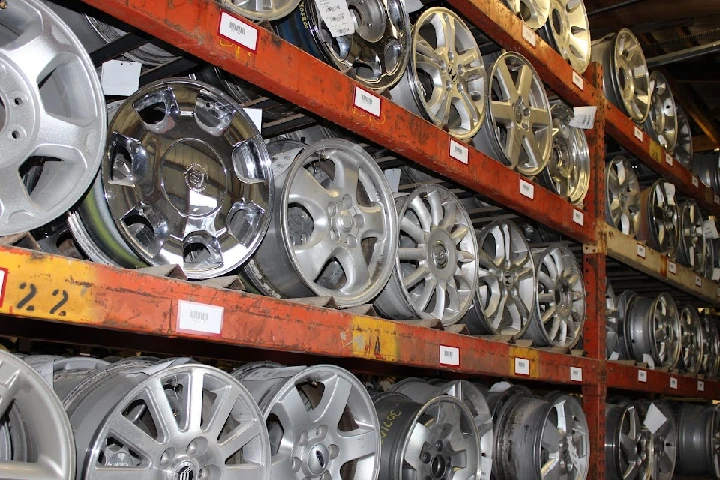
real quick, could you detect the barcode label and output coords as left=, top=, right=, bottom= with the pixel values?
left=638, top=369, right=647, bottom=382
left=670, top=377, right=678, bottom=389
left=354, top=87, right=381, bottom=117
left=520, top=179, right=534, bottom=199
left=218, top=12, right=258, bottom=51
left=634, top=126, right=644, bottom=142
left=176, top=300, right=223, bottom=335
left=698, top=380, right=705, bottom=391
left=572, top=71, right=584, bottom=90
left=570, top=367, right=582, bottom=382
left=665, top=153, right=673, bottom=166
left=439, top=346, right=460, bottom=366
left=636, top=244, right=646, bottom=258
left=449, top=140, right=469, bottom=164
left=515, top=358, right=530, bottom=375
left=522, top=24, right=536, bottom=46
left=573, top=209, right=584, bottom=226
left=668, top=261, right=677, bottom=275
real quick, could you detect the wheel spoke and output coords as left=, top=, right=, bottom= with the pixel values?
left=218, top=417, right=263, bottom=460
left=105, top=414, right=165, bottom=462
left=404, top=265, right=429, bottom=289
left=289, top=168, right=335, bottom=220
left=432, top=282, right=447, bottom=318
left=143, top=378, right=181, bottom=438
left=206, top=384, right=243, bottom=436
left=517, top=64, right=534, bottom=103
left=410, top=196, right=432, bottom=232
left=293, top=233, right=336, bottom=282
left=337, top=426, right=378, bottom=463
left=272, top=387, right=311, bottom=439
left=332, top=153, right=360, bottom=197
left=310, top=375, right=353, bottom=427
left=359, top=203, right=386, bottom=238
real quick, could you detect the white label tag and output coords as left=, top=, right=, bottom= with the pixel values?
left=219, top=12, right=258, bottom=51
left=384, top=168, right=401, bottom=193
left=634, top=126, right=644, bottom=142
left=572, top=71, right=584, bottom=90
left=570, top=367, right=583, bottom=382
left=636, top=244, right=646, bottom=258
left=439, top=346, right=460, bottom=366
left=515, top=357, right=530, bottom=375
left=520, top=179, right=534, bottom=199
left=693, top=176, right=700, bottom=187
left=314, top=0, right=355, bottom=37
left=665, top=153, right=674, bottom=166
left=573, top=209, right=584, bottom=226
left=704, top=220, right=719, bottom=240
left=101, top=60, right=142, bottom=96
left=609, top=351, right=620, bottom=360
left=403, top=0, right=425, bottom=12
left=177, top=300, right=223, bottom=335
left=0, top=269, right=6, bottom=307
left=643, top=403, right=667, bottom=434
left=569, top=106, right=597, bottom=129
left=272, top=147, right=303, bottom=178
left=241, top=365, right=306, bottom=381
left=698, top=380, right=705, bottom=392
left=522, top=24, right=536, bottom=46
left=449, top=140, right=469, bottom=164
left=488, top=381, right=512, bottom=393
left=243, top=108, right=263, bottom=132
left=670, top=377, right=678, bottom=389
left=354, top=86, right=381, bottom=117
left=480, top=456, right=493, bottom=480
left=638, top=369, right=647, bottom=382
left=668, top=261, right=677, bottom=275
left=696, top=275, right=703, bottom=288
left=642, top=353, right=656, bottom=370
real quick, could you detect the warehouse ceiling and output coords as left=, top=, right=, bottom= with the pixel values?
left=584, top=0, right=720, bottom=152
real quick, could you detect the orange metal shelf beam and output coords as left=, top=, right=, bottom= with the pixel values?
left=78, top=0, right=595, bottom=245
left=607, top=361, right=719, bottom=400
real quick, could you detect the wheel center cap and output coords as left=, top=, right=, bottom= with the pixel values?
left=431, top=455, right=448, bottom=477
left=339, top=210, right=354, bottom=231
left=432, top=241, right=449, bottom=268
left=307, top=443, right=330, bottom=475
left=504, top=272, right=514, bottom=289
left=185, top=163, right=208, bottom=192
left=173, top=461, right=197, bottom=480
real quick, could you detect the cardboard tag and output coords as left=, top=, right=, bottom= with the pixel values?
left=101, top=60, right=141, bottom=96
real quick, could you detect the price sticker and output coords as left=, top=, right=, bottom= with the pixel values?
left=569, top=106, right=597, bottom=129
left=520, top=179, right=535, bottom=199
left=218, top=12, right=258, bottom=51
left=636, top=244, right=646, bottom=258
left=570, top=367, right=583, bottom=382
left=100, top=60, right=141, bottom=96
left=515, top=358, right=530, bottom=375
left=572, top=71, right=584, bottom=90
left=693, top=176, right=699, bottom=187
left=633, top=126, right=644, bottom=142
left=638, top=369, right=647, bottom=382
left=176, top=300, right=223, bottom=335
left=314, top=0, right=355, bottom=37
left=696, top=276, right=703, bottom=287
left=522, top=24, right=536, bottom=46
left=354, top=87, right=381, bottom=117
left=439, top=346, right=460, bottom=366
left=573, top=209, right=584, bottom=226
left=668, top=261, right=677, bottom=275
left=449, top=140, right=469, bottom=164
left=670, top=377, right=678, bottom=389
left=698, top=380, right=705, bottom=392
left=665, top=153, right=674, bottom=166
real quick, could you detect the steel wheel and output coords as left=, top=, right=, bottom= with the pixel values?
left=677, top=199, right=706, bottom=273
left=235, top=364, right=381, bottom=479
left=245, top=138, right=397, bottom=306
left=390, top=7, right=487, bottom=139
left=525, top=245, right=585, bottom=348
left=591, top=29, right=650, bottom=123
left=606, top=282, right=621, bottom=359
left=605, top=156, right=641, bottom=237
left=540, top=102, right=590, bottom=205
left=374, top=185, right=478, bottom=325
left=645, top=72, right=678, bottom=151
left=616, top=290, right=637, bottom=361
left=637, top=179, right=679, bottom=256
left=462, top=220, right=535, bottom=338
left=539, top=0, right=590, bottom=73
left=544, top=393, right=590, bottom=480
left=678, top=307, right=704, bottom=375
left=473, top=52, right=553, bottom=176
left=700, top=312, right=720, bottom=377
left=675, top=403, right=720, bottom=478
left=220, top=0, right=301, bottom=21
left=626, top=293, right=681, bottom=369
left=373, top=391, right=480, bottom=480
left=503, top=0, right=550, bottom=29
left=0, top=0, right=106, bottom=236
left=642, top=402, right=676, bottom=480
left=605, top=401, right=650, bottom=480
left=675, top=105, right=693, bottom=170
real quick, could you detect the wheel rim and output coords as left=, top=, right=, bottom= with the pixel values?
left=221, top=0, right=302, bottom=21
left=617, top=290, right=638, bottom=361
left=390, top=7, right=487, bottom=140
left=0, top=0, right=106, bottom=236
left=675, top=403, right=720, bottom=477
left=645, top=72, right=678, bottom=151
left=701, top=313, right=720, bottom=377
left=678, top=200, right=706, bottom=273
left=638, top=179, right=679, bottom=256
left=626, top=293, right=681, bottom=368
left=504, top=0, right=550, bottom=29
left=541, top=0, right=590, bottom=73
left=605, top=156, right=641, bottom=237
left=235, top=364, right=381, bottom=479
left=606, top=402, right=648, bottom=480
left=645, top=402, right=676, bottom=480
left=675, top=105, right=693, bottom=169
left=678, top=307, right=704, bottom=375
left=530, top=245, right=586, bottom=348
left=606, top=282, right=621, bottom=359
left=470, top=220, right=536, bottom=337
left=541, top=102, right=590, bottom=205
left=375, top=185, right=478, bottom=325
left=475, top=52, right=553, bottom=176
left=545, top=393, right=590, bottom=479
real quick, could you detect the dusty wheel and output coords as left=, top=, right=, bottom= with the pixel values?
left=625, top=293, right=681, bottom=369
left=641, top=402, right=677, bottom=480
left=675, top=402, right=720, bottom=478
left=637, top=179, right=679, bottom=256
left=644, top=71, right=678, bottom=151
left=677, top=307, right=704, bottom=375
left=606, top=282, right=621, bottom=359
left=700, top=312, right=720, bottom=377
left=605, top=156, right=640, bottom=237
left=503, top=0, right=550, bottom=30
left=539, top=0, right=591, bottom=73
left=605, top=401, right=650, bottom=480
left=677, top=199, right=706, bottom=273
left=545, top=392, right=590, bottom=480
left=675, top=105, right=693, bottom=170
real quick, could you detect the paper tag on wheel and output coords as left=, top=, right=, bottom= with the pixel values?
left=489, top=381, right=513, bottom=393
left=243, top=108, right=263, bottom=131
left=480, top=456, right=493, bottom=480
left=609, top=351, right=620, bottom=360
left=642, top=353, right=655, bottom=370
left=314, top=0, right=355, bottom=37
left=704, top=219, right=719, bottom=240
left=101, top=60, right=141, bottom=96
left=569, top=106, right=597, bottom=129
left=643, top=403, right=667, bottom=434
left=384, top=168, right=402, bottom=193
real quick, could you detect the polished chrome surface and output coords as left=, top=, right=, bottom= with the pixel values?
left=0, top=0, right=106, bottom=236
left=503, top=0, right=550, bottom=30
left=545, top=393, right=590, bottom=480
left=606, top=282, right=621, bottom=359
left=463, top=220, right=536, bottom=338
left=674, top=105, right=693, bottom=170
left=390, top=7, right=487, bottom=139
left=220, top=0, right=302, bottom=21
left=605, top=156, right=641, bottom=237
left=638, top=179, right=679, bottom=256
left=541, top=102, right=590, bottom=206
left=374, top=185, right=478, bottom=325
left=605, top=402, right=649, bottom=480
left=473, top=52, right=553, bottom=177
left=678, top=307, right=704, bottom=375
left=645, top=71, right=678, bottom=151
left=626, top=293, right=681, bottom=369
left=540, top=0, right=591, bottom=73
left=677, top=199, right=706, bottom=273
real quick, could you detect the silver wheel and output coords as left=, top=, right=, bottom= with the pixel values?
left=373, top=391, right=480, bottom=479
left=473, top=52, right=552, bottom=176
left=642, top=402, right=676, bottom=480
left=694, top=153, right=720, bottom=191
left=540, top=103, right=590, bottom=205
left=626, top=293, right=681, bottom=369
left=0, top=0, right=106, bottom=236
left=245, top=138, right=397, bottom=307
left=645, top=71, right=678, bottom=151
left=390, top=7, right=487, bottom=140
left=545, top=393, right=590, bottom=480
left=637, top=179, right=679, bottom=256
left=675, top=403, right=720, bottom=478
left=605, top=156, right=641, bottom=238
left=678, top=307, right=704, bottom=375
left=463, top=220, right=536, bottom=338
left=235, top=364, right=381, bottom=479
left=374, top=185, right=478, bottom=325
left=675, top=105, right=693, bottom=170
left=677, top=200, right=706, bottom=273
left=605, top=401, right=649, bottom=480
left=606, top=282, right=621, bottom=359
left=700, top=312, right=720, bottom=377
left=616, top=290, right=637, bottom=361
left=220, top=0, right=302, bottom=21
left=525, top=245, right=586, bottom=348
left=503, top=0, right=550, bottom=29
left=540, top=0, right=591, bottom=73
left=591, top=29, right=650, bottom=123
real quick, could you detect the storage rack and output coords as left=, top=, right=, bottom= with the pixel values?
left=1, top=0, right=719, bottom=479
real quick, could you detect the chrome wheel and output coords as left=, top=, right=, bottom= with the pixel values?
left=591, top=29, right=650, bottom=123
left=463, top=220, right=536, bottom=338
left=390, top=7, right=487, bottom=140
left=525, top=245, right=586, bottom=348
left=638, top=179, right=679, bottom=256
left=677, top=199, right=706, bottom=273
left=675, top=403, right=720, bottom=478
left=503, top=0, right=550, bottom=30
left=700, top=312, right=720, bottom=377
left=545, top=393, right=590, bottom=480
left=540, top=0, right=591, bottom=73
left=474, top=52, right=553, bottom=176
left=605, top=401, right=649, bottom=480
left=245, top=138, right=397, bottom=307
left=645, top=72, right=678, bottom=151
left=643, top=402, right=676, bottom=480
left=220, top=0, right=301, bottom=21
left=606, top=282, right=621, bottom=359
left=675, top=105, right=693, bottom=170
left=626, top=293, right=681, bottom=369
left=236, top=364, right=381, bottom=479
left=605, top=156, right=641, bottom=237
left=678, top=307, right=704, bottom=375
left=374, top=185, right=478, bottom=325
left=0, top=0, right=106, bottom=236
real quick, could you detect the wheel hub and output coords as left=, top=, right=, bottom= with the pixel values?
left=347, top=0, right=387, bottom=43
left=0, top=57, right=38, bottom=167
left=421, top=440, right=452, bottom=478
left=426, top=229, right=457, bottom=280
left=329, top=195, right=362, bottom=246
left=172, top=460, right=198, bottom=480
left=306, top=443, right=330, bottom=476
